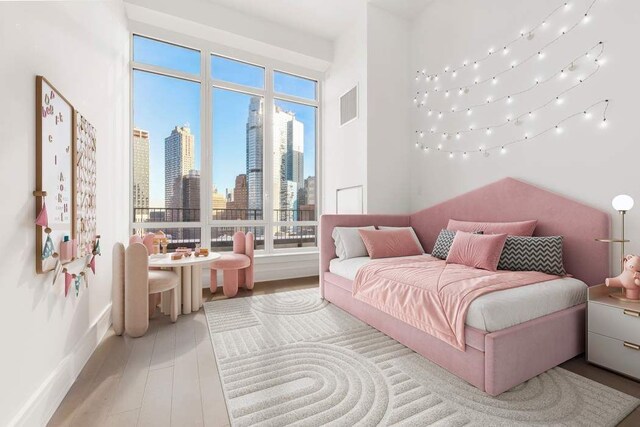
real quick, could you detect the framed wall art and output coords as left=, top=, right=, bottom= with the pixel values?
left=74, top=112, right=97, bottom=259
left=35, top=76, right=75, bottom=273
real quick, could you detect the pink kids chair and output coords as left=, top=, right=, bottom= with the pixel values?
left=210, top=231, right=254, bottom=297
left=112, top=242, right=180, bottom=337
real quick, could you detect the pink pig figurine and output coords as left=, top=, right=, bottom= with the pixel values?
left=605, top=254, right=640, bottom=300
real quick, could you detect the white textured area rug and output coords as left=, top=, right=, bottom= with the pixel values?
left=204, top=288, right=638, bottom=426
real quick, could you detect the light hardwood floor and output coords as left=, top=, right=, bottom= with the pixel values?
left=49, top=276, right=640, bottom=427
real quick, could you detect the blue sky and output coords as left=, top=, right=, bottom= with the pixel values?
left=133, top=36, right=316, bottom=208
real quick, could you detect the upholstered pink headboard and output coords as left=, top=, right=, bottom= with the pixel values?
left=410, top=178, right=609, bottom=286
left=320, top=178, right=610, bottom=295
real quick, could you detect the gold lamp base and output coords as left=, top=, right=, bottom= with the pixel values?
left=609, top=293, right=640, bottom=303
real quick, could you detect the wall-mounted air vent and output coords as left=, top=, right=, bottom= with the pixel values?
left=340, top=85, right=358, bottom=126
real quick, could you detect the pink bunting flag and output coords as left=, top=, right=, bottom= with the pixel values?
left=64, top=272, right=72, bottom=297
left=35, top=200, right=48, bottom=228
left=89, top=255, right=96, bottom=274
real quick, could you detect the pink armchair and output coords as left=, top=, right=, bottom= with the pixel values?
left=210, top=231, right=254, bottom=297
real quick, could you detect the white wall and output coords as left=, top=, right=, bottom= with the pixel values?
left=322, top=6, right=369, bottom=214
left=410, top=0, right=639, bottom=256
left=322, top=4, right=411, bottom=215
left=0, top=1, right=129, bottom=425
left=366, top=5, right=411, bottom=214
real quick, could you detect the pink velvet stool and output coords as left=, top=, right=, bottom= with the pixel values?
left=210, top=231, right=254, bottom=297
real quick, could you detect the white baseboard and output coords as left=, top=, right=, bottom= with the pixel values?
left=202, top=252, right=319, bottom=287
left=10, top=304, right=112, bottom=427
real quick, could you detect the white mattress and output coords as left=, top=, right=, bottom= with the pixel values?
left=328, top=256, right=587, bottom=332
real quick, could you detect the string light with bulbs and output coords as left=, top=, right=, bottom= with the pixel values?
left=416, top=43, right=604, bottom=140
left=414, top=99, right=610, bottom=158
left=415, top=0, right=599, bottom=83
left=414, top=41, right=605, bottom=117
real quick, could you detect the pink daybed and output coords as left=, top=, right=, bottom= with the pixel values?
left=319, top=178, right=610, bottom=396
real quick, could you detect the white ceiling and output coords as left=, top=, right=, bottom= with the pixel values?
left=369, top=0, right=433, bottom=20
left=205, top=0, right=432, bottom=40
left=206, top=0, right=365, bottom=40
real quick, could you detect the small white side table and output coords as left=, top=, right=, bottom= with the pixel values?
left=587, top=284, right=640, bottom=380
left=149, top=253, right=220, bottom=315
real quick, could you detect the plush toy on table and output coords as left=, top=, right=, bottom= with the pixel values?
left=605, top=254, right=640, bottom=300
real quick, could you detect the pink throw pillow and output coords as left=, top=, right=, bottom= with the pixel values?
left=446, top=231, right=508, bottom=271
left=447, top=219, right=537, bottom=236
left=358, top=229, right=424, bottom=259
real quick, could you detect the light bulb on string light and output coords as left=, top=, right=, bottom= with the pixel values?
left=449, top=152, right=454, bottom=159
left=501, top=146, right=507, bottom=154
left=416, top=1, right=601, bottom=84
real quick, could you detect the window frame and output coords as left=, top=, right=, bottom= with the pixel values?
left=130, top=31, right=322, bottom=256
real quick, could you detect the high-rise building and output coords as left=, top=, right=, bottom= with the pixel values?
left=286, top=119, right=304, bottom=189
left=246, top=97, right=263, bottom=213
left=182, top=169, right=200, bottom=221
left=132, top=128, right=150, bottom=221
left=165, top=125, right=195, bottom=221
left=227, top=174, right=249, bottom=220
left=272, top=105, right=304, bottom=221
left=211, top=186, right=227, bottom=220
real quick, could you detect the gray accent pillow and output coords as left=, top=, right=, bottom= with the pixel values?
left=431, top=229, right=456, bottom=260
left=498, top=235, right=566, bottom=275
left=332, top=226, right=376, bottom=260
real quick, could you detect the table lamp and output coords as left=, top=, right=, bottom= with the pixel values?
left=596, top=195, right=634, bottom=298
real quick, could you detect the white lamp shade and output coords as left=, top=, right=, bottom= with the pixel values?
left=612, top=194, right=634, bottom=211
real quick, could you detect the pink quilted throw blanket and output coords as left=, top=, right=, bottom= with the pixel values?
left=352, top=255, right=558, bottom=350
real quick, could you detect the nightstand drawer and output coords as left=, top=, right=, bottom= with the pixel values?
left=588, top=302, right=640, bottom=343
left=588, top=332, right=640, bottom=380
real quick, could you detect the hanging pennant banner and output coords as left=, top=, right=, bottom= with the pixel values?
left=42, top=234, right=55, bottom=260
left=35, top=199, right=49, bottom=228
left=64, top=271, right=72, bottom=297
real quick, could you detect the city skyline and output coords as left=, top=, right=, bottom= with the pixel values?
left=133, top=70, right=316, bottom=209
left=133, top=104, right=315, bottom=220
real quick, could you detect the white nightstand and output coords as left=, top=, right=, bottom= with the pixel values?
left=587, top=284, right=640, bottom=380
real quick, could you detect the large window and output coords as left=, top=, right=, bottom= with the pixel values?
left=131, top=35, right=319, bottom=254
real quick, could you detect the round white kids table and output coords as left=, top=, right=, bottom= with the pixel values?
left=149, top=252, right=220, bottom=315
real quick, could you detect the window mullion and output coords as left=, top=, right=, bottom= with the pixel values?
left=201, top=52, right=212, bottom=251
left=264, top=66, right=274, bottom=254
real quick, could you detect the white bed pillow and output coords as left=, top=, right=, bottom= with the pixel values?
left=332, top=226, right=375, bottom=260
left=377, top=226, right=425, bottom=253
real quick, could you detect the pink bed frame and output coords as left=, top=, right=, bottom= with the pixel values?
left=320, top=178, right=610, bottom=396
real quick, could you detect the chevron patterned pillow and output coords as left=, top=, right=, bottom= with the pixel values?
left=431, top=229, right=483, bottom=260
left=498, top=235, right=566, bottom=275
left=431, top=229, right=456, bottom=259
